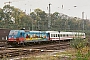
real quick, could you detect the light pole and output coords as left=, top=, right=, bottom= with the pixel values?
left=82, top=12, right=84, bottom=32
left=38, top=20, right=40, bottom=30
left=48, top=3, right=51, bottom=30
left=58, top=31, right=60, bottom=44
left=32, top=19, right=33, bottom=31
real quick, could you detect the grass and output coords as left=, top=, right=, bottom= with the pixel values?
left=19, top=47, right=90, bottom=60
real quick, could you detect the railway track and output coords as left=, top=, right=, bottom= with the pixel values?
left=0, top=41, right=70, bottom=59
left=0, top=40, right=7, bottom=47
left=29, top=42, right=70, bottom=50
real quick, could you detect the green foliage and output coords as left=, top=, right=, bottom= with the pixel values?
left=70, top=38, right=87, bottom=50
left=75, top=50, right=90, bottom=60
left=0, top=5, right=90, bottom=31
left=70, top=38, right=90, bottom=60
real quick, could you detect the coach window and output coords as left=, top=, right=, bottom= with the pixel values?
left=67, top=34, right=68, bottom=37
left=51, top=34, right=53, bottom=37
left=63, top=34, right=65, bottom=37
left=75, top=34, right=77, bottom=37
left=51, top=34, right=54, bottom=37
left=58, top=34, right=60, bottom=37
left=68, top=34, right=70, bottom=37
left=54, top=34, right=55, bottom=37
left=56, top=34, right=57, bottom=37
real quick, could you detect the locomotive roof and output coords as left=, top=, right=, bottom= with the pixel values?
left=29, top=31, right=46, bottom=33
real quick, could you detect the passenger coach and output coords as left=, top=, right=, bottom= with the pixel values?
left=47, top=31, right=85, bottom=40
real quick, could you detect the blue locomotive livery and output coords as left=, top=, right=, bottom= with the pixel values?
left=8, top=30, right=25, bottom=44
left=25, top=31, right=49, bottom=42
left=8, top=30, right=50, bottom=45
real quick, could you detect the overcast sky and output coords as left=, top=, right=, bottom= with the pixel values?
left=0, top=0, right=90, bottom=19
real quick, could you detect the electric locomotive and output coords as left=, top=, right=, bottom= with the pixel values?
left=8, top=30, right=50, bottom=45
left=8, top=30, right=25, bottom=45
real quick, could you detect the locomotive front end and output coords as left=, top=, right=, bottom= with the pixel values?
left=8, top=30, right=25, bottom=45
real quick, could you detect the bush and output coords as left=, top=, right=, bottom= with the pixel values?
left=70, top=38, right=88, bottom=50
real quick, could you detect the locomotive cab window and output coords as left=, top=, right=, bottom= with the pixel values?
left=20, top=32, right=22, bottom=37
